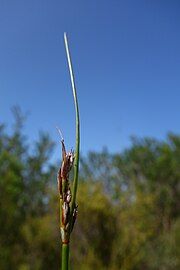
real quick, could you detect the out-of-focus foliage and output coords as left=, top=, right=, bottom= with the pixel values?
left=0, top=109, right=179, bottom=269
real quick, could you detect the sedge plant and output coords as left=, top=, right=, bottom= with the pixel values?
left=57, top=33, right=80, bottom=270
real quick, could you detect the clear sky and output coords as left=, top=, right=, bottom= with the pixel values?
left=0, top=0, right=180, bottom=158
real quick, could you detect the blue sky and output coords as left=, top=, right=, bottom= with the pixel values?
left=0, top=0, right=180, bottom=158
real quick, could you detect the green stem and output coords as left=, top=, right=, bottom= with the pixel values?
left=64, top=32, right=80, bottom=216
left=62, top=32, right=80, bottom=269
left=61, top=243, right=69, bottom=270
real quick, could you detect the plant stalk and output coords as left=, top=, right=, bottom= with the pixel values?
left=60, top=33, right=80, bottom=269
left=64, top=32, right=80, bottom=223
left=61, top=243, right=69, bottom=270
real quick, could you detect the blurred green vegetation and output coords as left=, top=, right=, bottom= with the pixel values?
left=0, top=109, right=179, bottom=269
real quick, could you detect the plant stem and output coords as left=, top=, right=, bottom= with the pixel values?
left=64, top=32, right=80, bottom=221
left=61, top=243, right=69, bottom=270
left=61, top=32, right=80, bottom=270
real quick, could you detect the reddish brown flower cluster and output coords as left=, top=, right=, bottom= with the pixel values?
left=57, top=139, right=76, bottom=244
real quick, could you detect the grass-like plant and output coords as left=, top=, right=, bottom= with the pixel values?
left=57, top=33, right=80, bottom=270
